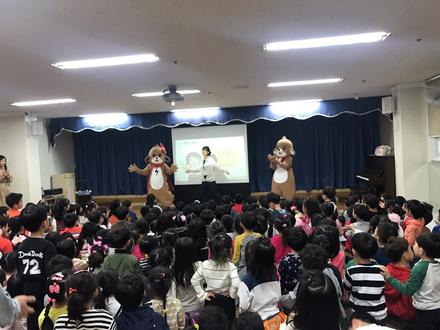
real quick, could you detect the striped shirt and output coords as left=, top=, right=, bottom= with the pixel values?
left=151, top=297, right=185, bottom=330
left=191, top=260, right=240, bottom=302
left=139, top=257, right=151, bottom=275
left=344, top=263, right=387, bottom=320
left=54, top=309, right=116, bottom=330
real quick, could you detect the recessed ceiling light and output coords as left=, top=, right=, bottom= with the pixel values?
left=11, top=98, right=77, bottom=107
left=52, top=54, right=159, bottom=70
left=267, top=78, right=343, bottom=88
left=132, top=89, right=201, bottom=98
left=264, top=32, right=390, bottom=51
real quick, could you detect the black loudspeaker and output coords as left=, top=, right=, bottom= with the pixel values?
left=76, top=190, right=92, bottom=205
left=43, top=188, right=63, bottom=196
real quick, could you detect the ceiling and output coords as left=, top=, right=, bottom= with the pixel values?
left=1, top=0, right=440, bottom=118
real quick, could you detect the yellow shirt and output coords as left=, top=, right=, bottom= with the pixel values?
left=38, top=305, right=68, bottom=329
left=232, top=231, right=260, bottom=265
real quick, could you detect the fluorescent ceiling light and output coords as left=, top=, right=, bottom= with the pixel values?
left=171, top=107, right=220, bottom=119
left=132, top=89, right=201, bottom=98
left=80, top=112, right=129, bottom=126
left=268, top=99, right=323, bottom=106
left=52, top=54, right=159, bottom=69
left=11, top=98, right=76, bottom=107
left=267, top=78, right=343, bottom=88
left=264, top=31, right=390, bottom=51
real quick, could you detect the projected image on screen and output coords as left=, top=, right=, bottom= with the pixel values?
left=172, top=125, right=249, bottom=185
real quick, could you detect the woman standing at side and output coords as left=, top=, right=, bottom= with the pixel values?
left=0, top=155, right=12, bottom=207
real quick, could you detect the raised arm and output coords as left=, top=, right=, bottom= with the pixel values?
left=214, top=163, right=229, bottom=175
left=128, top=164, right=150, bottom=176
left=164, top=163, right=178, bottom=175
left=267, top=154, right=277, bottom=170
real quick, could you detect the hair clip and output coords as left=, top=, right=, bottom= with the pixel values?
left=192, top=318, right=199, bottom=330
left=48, top=297, right=56, bottom=304
left=68, top=288, right=78, bottom=294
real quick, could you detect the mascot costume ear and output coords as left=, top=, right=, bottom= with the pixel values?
left=159, top=143, right=171, bottom=163
left=129, top=143, right=178, bottom=208
left=268, top=136, right=296, bottom=200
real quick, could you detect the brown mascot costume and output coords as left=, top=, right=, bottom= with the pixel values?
left=267, top=136, right=296, bottom=199
left=128, top=143, right=178, bottom=208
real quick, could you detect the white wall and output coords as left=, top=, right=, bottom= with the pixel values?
left=0, top=115, right=75, bottom=203
left=0, top=115, right=31, bottom=201
left=392, top=83, right=440, bottom=214
left=427, top=103, right=440, bottom=213
left=392, top=83, right=430, bottom=202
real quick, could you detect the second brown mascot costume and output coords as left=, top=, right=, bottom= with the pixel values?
left=128, top=144, right=178, bottom=208
left=267, top=136, right=296, bottom=199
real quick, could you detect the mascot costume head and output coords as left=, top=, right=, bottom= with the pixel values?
left=267, top=136, right=296, bottom=200
left=128, top=143, right=178, bottom=208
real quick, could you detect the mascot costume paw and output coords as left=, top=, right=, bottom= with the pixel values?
left=128, top=143, right=178, bottom=208
left=267, top=136, right=296, bottom=199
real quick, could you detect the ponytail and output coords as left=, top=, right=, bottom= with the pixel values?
left=87, top=243, right=108, bottom=272
left=41, top=303, right=54, bottom=330
left=67, top=290, right=86, bottom=323
left=148, top=267, right=173, bottom=321
left=274, top=213, right=292, bottom=246
left=162, top=295, right=167, bottom=320
left=66, top=272, right=98, bottom=324
left=42, top=272, right=69, bottom=330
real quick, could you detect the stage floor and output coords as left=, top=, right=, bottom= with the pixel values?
left=93, top=188, right=352, bottom=213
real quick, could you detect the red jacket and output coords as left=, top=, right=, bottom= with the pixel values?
left=384, top=263, right=416, bottom=321
left=231, top=203, right=244, bottom=215
left=60, top=226, right=82, bottom=239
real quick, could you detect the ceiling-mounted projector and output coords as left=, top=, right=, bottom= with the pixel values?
left=162, top=85, right=184, bottom=106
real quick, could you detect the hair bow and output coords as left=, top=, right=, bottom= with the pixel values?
left=88, top=240, right=109, bottom=255
left=159, top=143, right=167, bottom=154
left=68, top=288, right=78, bottom=295
left=49, top=283, right=60, bottom=294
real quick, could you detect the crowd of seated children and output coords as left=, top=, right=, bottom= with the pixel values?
left=1, top=188, right=439, bottom=330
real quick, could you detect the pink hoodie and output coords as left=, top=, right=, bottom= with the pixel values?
left=294, top=214, right=313, bottom=237
left=271, top=235, right=292, bottom=265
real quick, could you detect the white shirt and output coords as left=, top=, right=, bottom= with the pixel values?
left=191, top=260, right=239, bottom=302
left=189, top=156, right=227, bottom=182
left=201, top=156, right=223, bottom=182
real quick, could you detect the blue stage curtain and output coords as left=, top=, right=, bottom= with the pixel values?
left=50, top=97, right=382, bottom=144
left=247, top=111, right=380, bottom=192
left=73, top=112, right=379, bottom=195
left=73, top=127, right=172, bottom=195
